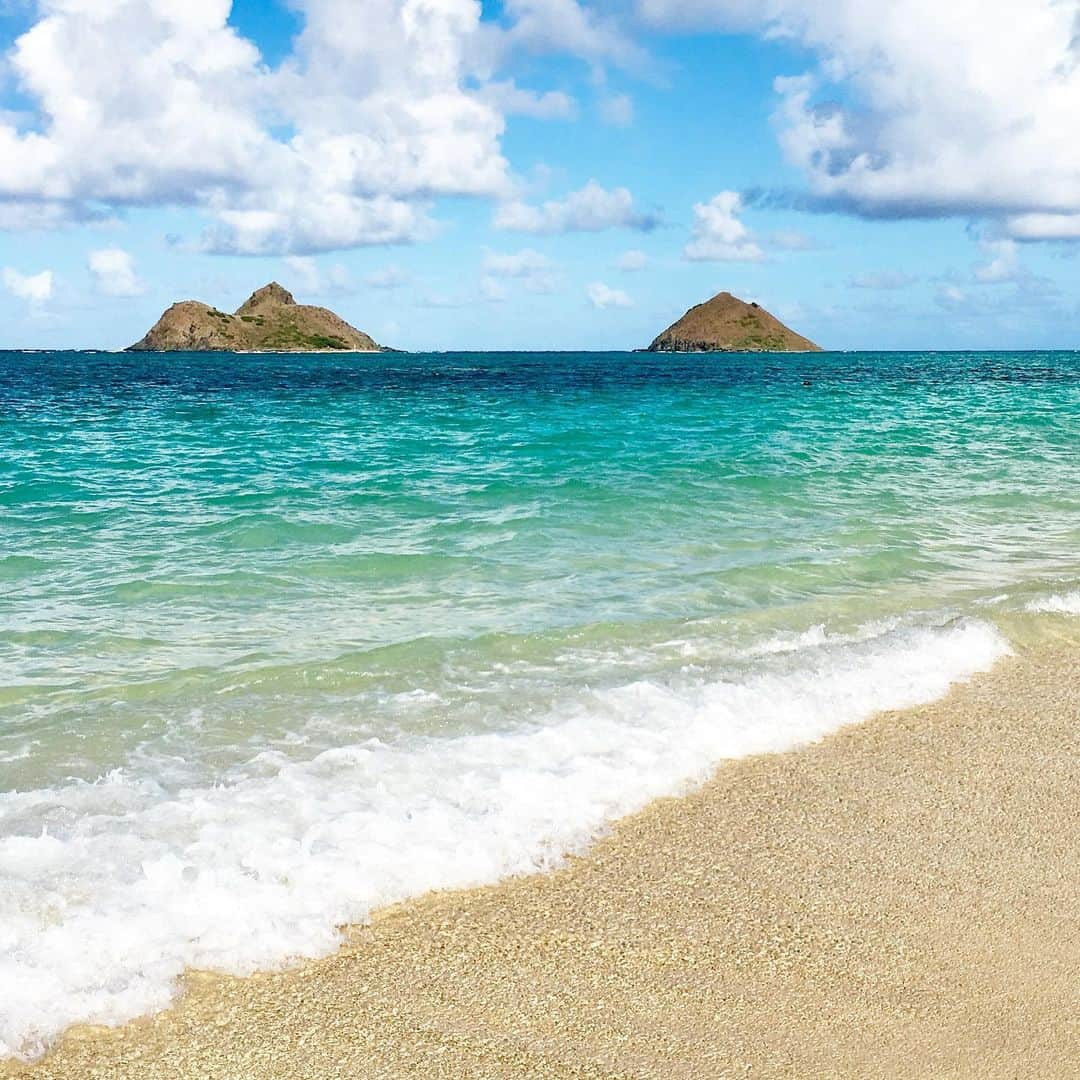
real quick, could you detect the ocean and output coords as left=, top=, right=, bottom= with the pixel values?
left=2, top=349, right=1079, bottom=1057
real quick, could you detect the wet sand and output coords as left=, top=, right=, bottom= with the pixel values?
left=7, top=645, right=1079, bottom=1078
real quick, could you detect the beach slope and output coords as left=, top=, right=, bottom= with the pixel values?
left=8, top=646, right=1078, bottom=1079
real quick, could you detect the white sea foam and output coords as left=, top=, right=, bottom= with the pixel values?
left=1026, top=590, right=1080, bottom=615
left=0, top=617, right=1009, bottom=1059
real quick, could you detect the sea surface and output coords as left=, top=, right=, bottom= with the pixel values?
left=2, top=349, right=1079, bottom=1057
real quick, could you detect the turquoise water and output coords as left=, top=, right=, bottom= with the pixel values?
left=2, top=350, right=1079, bottom=1055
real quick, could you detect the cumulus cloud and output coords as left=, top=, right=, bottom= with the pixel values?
left=495, top=180, right=660, bottom=234
left=683, top=191, right=764, bottom=262
left=848, top=271, right=917, bottom=290
left=1, top=2, right=265, bottom=206
left=586, top=281, right=631, bottom=308
left=616, top=249, right=648, bottom=271
left=198, top=193, right=434, bottom=257
left=88, top=249, right=144, bottom=297
left=0, top=0, right=515, bottom=254
left=482, top=248, right=558, bottom=292
left=496, top=0, right=645, bottom=69
left=2, top=266, right=53, bottom=304
left=638, top=1, right=1080, bottom=241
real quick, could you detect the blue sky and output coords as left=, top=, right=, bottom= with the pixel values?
left=1, top=0, right=1078, bottom=351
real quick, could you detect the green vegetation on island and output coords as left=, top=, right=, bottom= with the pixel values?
left=127, top=282, right=383, bottom=353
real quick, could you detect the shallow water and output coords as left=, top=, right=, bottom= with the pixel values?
left=1, top=350, right=1079, bottom=1056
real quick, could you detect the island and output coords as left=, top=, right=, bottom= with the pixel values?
left=127, top=282, right=384, bottom=352
left=645, top=291, right=821, bottom=353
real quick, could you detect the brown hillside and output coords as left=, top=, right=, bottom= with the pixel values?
left=127, top=283, right=381, bottom=353
left=647, top=292, right=821, bottom=353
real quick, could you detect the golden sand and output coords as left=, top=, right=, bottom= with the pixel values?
left=7, top=646, right=1079, bottom=1078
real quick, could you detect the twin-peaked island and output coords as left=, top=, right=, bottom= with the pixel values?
left=128, top=282, right=382, bottom=352
left=128, top=283, right=821, bottom=353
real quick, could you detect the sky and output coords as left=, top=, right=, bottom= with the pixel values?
left=1, top=0, right=1080, bottom=351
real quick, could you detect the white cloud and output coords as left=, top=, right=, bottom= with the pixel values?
left=616, top=249, right=648, bottom=271
left=283, top=255, right=350, bottom=295
left=88, top=248, right=144, bottom=297
left=2, top=266, right=53, bottom=304
left=364, top=265, right=410, bottom=289
left=638, top=1, right=1080, bottom=241
left=964, top=235, right=1055, bottom=295
left=482, top=248, right=558, bottom=292
left=495, top=180, right=659, bottom=234
left=0, top=0, right=512, bottom=254
left=497, top=0, right=645, bottom=68
left=683, top=191, right=764, bottom=262
left=0, top=201, right=104, bottom=231
left=598, top=93, right=633, bottom=127
left=2, top=2, right=265, bottom=206
left=481, top=80, right=576, bottom=119
left=1006, top=213, right=1080, bottom=242
left=198, top=193, right=434, bottom=256
left=972, top=239, right=1019, bottom=284
left=587, top=281, right=631, bottom=308
left=848, top=270, right=917, bottom=290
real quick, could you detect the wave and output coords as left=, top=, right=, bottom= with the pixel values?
left=1025, top=590, right=1080, bottom=615
left=0, top=617, right=1008, bottom=1059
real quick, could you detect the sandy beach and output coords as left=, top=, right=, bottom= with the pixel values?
left=7, top=643, right=1079, bottom=1079
left=4, top=0, right=1080, bottom=1071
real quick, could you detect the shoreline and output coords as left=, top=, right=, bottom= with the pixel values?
left=7, top=643, right=1079, bottom=1078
